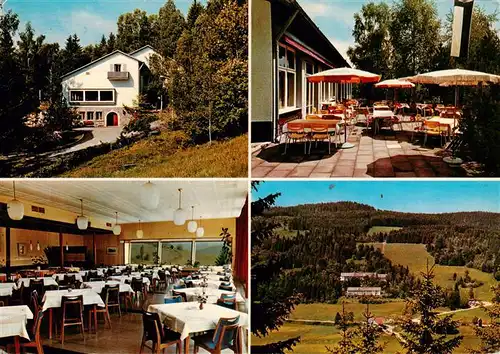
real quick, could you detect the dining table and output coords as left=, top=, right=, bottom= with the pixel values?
left=0, top=283, right=17, bottom=297
left=0, top=305, right=33, bottom=354
left=42, top=288, right=105, bottom=338
left=81, top=281, right=133, bottom=294
left=172, top=287, right=244, bottom=304
left=52, top=273, right=84, bottom=282
left=188, top=279, right=234, bottom=290
left=17, top=277, right=58, bottom=288
left=147, top=302, right=248, bottom=354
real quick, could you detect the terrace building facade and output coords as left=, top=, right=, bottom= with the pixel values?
left=61, top=45, right=159, bottom=128
left=346, top=287, right=382, bottom=297
left=250, top=0, right=351, bottom=142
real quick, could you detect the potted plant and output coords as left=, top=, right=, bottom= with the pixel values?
left=32, top=255, right=48, bottom=270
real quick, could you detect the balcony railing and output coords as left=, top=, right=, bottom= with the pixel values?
left=107, top=71, right=129, bottom=81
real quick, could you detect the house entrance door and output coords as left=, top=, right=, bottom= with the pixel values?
left=106, top=112, right=118, bottom=126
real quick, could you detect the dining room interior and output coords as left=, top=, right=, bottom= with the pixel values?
left=0, top=179, right=249, bottom=354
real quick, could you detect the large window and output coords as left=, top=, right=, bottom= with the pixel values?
left=304, top=61, right=316, bottom=114
left=69, top=90, right=114, bottom=103
left=196, top=241, right=224, bottom=266
left=161, top=242, right=192, bottom=265
left=278, top=44, right=296, bottom=110
left=86, top=112, right=94, bottom=121
left=130, top=242, right=158, bottom=265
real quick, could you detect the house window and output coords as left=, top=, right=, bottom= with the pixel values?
left=195, top=241, right=225, bottom=266
left=85, top=91, right=98, bottom=101
left=114, top=64, right=121, bottom=72
left=86, top=112, right=94, bottom=120
left=96, top=112, right=103, bottom=121
left=278, top=44, right=296, bottom=110
left=161, top=242, right=193, bottom=265
left=70, top=91, right=83, bottom=102
left=99, top=91, right=113, bottom=102
left=304, top=60, right=317, bottom=114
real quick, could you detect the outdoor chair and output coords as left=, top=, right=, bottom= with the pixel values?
left=422, top=121, right=447, bottom=147
left=60, top=295, right=85, bottom=344
left=164, top=295, right=182, bottom=304
left=216, top=293, right=237, bottom=310
left=411, top=114, right=426, bottom=142
left=308, top=123, right=333, bottom=154
left=283, top=123, right=308, bottom=155
left=139, top=311, right=182, bottom=354
left=192, top=316, right=241, bottom=354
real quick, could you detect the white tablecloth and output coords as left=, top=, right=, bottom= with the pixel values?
left=17, top=278, right=58, bottom=288
left=147, top=303, right=248, bottom=340
left=79, top=270, right=104, bottom=277
left=174, top=288, right=244, bottom=304
left=188, top=279, right=233, bottom=290
left=0, top=306, right=33, bottom=340
left=204, top=274, right=230, bottom=282
left=82, top=281, right=133, bottom=294
left=42, top=289, right=105, bottom=311
left=109, top=276, right=150, bottom=286
left=52, top=273, right=83, bottom=282
left=0, top=283, right=17, bottom=296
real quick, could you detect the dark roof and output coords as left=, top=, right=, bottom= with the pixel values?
left=269, top=0, right=350, bottom=68
left=61, top=50, right=141, bottom=79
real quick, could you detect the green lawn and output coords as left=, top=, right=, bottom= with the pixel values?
left=251, top=323, right=403, bottom=354
left=368, top=243, right=498, bottom=301
left=62, top=133, right=248, bottom=177
left=290, top=301, right=406, bottom=322
left=367, top=226, right=403, bottom=236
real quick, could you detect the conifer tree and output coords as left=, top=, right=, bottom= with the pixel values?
left=399, top=263, right=463, bottom=354
left=470, top=285, right=500, bottom=353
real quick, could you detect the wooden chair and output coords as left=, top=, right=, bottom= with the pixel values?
left=7, top=310, right=44, bottom=354
left=10, top=282, right=23, bottom=306
left=216, top=293, right=237, bottom=310
left=131, top=278, right=146, bottom=306
left=284, top=123, right=308, bottom=155
left=156, top=271, right=167, bottom=291
left=193, top=316, right=241, bottom=354
left=60, top=295, right=85, bottom=344
left=29, top=279, right=44, bottom=302
left=139, top=311, right=182, bottom=354
left=90, top=284, right=120, bottom=330
left=171, top=290, right=187, bottom=303
left=308, top=123, right=333, bottom=154
left=164, top=295, right=182, bottom=304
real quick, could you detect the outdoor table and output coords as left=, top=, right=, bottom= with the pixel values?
left=17, top=277, right=58, bottom=288
left=42, top=288, right=105, bottom=338
left=0, top=305, right=33, bottom=354
left=52, top=273, right=83, bottom=282
left=173, top=288, right=244, bottom=304
left=426, top=116, right=457, bottom=133
left=148, top=302, right=248, bottom=354
left=0, top=283, right=17, bottom=297
left=284, top=118, right=341, bottom=133
left=81, top=281, right=133, bottom=294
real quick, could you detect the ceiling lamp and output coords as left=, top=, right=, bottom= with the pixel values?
left=76, top=199, right=89, bottom=230
left=173, top=188, right=187, bottom=226
left=187, top=206, right=197, bottom=233
left=140, top=181, right=160, bottom=210
left=196, top=217, right=204, bottom=238
left=136, top=220, right=144, bottom=239
left=112, top=212, right=122, bottom=236
left=7, top=181, right=24, bottom=221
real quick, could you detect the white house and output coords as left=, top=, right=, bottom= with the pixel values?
left=61, top=45, right=159, bottom=127
left=250, top=0, right=351, bottom=142
left=346, top=287, right=382, bottom=297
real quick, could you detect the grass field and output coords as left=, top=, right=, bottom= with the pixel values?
left=369, top=243, right=498, bottom=301
left=367, top=226, right=403, bottom=236
left=62, top=133, right=248, bottom=177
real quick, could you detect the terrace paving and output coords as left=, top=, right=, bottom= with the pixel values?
left=252, top=123, right=463, bottom=178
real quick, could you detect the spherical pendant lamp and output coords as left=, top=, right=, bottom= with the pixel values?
left=140, top=181, right=160, bottom=210
left=76, top=199, right=89, bottom=230
left=196, top=217, right=204, bottom=238
left=173, top=188, right=187, bottom=226
left=136, top=220, right=144, bottom=239
left=112, top=212, right=122, bottom=235
left=187, top=206, right=197, bottom=233
left=7, top=181, right=24, bottom=221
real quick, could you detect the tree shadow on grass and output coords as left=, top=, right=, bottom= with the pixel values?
left=256, top=142, right=340, bottom=163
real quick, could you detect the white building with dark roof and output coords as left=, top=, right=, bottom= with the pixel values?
left=346, top=287, right=382, bottom=297
left=340, top=272, right=387, bottom=282
left=61, top=45, right=159, bottom=127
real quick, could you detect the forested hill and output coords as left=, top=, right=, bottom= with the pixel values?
left=261, top=202, right=500, bottom=275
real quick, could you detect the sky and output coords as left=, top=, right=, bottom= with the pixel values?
left=299, top=0, right=500, bottom=64
left=253, top=181, right=500, bottom=214
left=5, top=0, right=202, bottom=46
